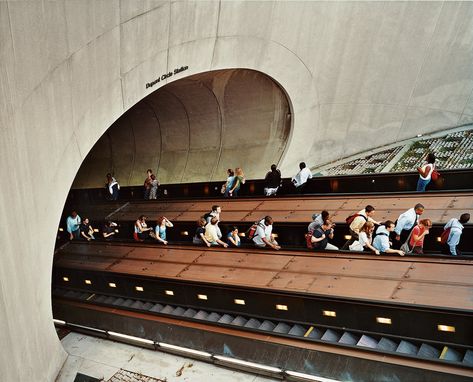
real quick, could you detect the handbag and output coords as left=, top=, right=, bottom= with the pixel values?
left=349, top=240, right=364, bottom=252
left=220, top=183, right=226, bottom=194
left=431, top=169, right=440, bottom=181
left=401, top=226, right=421, bottom=254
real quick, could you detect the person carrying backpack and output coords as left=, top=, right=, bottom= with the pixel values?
left=342, top=205, right=379, bottom=249
left=441, top=213, right=470, bottom=256
left=310, top=219, right=338, bottom=250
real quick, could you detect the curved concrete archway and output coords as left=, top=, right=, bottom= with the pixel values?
left=73, top=69, right=291, bottom=188
left=1, top=2, right=473, bottom=381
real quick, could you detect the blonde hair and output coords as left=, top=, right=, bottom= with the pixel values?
left=235, top=167, right=244, bottom=177
left=361, top=221, right=375, bottom=236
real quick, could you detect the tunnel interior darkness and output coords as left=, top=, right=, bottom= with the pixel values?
left=72, top=69, right=291, bottom=188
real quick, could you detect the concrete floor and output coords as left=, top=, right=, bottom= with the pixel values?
left=56, top=332, right=279, bottom=382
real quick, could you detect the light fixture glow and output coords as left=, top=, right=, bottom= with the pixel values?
left=234, top=299, right=245, bottom=305
left=62, top=276, right=69, bottom=282
left=436, top=236, right=442, bottom=242
left=58, top=228, right=64, bottom=232
left=438, top=325, right=455, bottom=333
left=109, top=283, right=117, bottom=288
left=114, top=229, right=119, bottom=233
left=197, top=294, right=208, bottom=300
left=158, top=342, right=212, bottom=357
left=93, top=228, right=99, bottom=233
left=180, top=231, right=189, bottom=236
left=323, top=310, right=336, bottom=317
left=344, top=235, right=351, bottom=240
left=85, top=279, right=92, bottom=285
left=285, top=370, right=341, bottom=382
left=239, top=232, right=246, bottom=237
left=135, top=286, right=144, bottom=292
left=165, top=290, right=174, bottom=296
left=276, top=304, right=288, bottom=311
left=376, top=317, right=392, bottom=325
left=109, top=331, right=155, bottom=345
left=213, top=355, right=282, bottom=373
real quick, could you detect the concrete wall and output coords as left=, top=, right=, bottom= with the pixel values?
left=1, top=1, right=473, bottom=380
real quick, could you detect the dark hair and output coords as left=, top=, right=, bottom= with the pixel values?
left=460, top=213, right=470, bottom=224
left=426, top=153, right=436, bottom=164
left=299, top=162, right=306, bottom=170
left=198, top=218, right=206, bottom=227
left=210, top=217, right=218, bottom=225
left=231, top=226, right=238, bottom=232
left=414, top=203, right=425, bottom=210
left=322, top=219, right=332, bottom=227
left=264, top=216, right=273, bottom=225
left=150, top=174, right=156, bottom=180
left=106, top=173, right=112, bottom=178
left=365, top=205, right=375, bottom=213
left=147, top=169, right=153, bottom=173
left=227, top=168, right=234, bottom=176
left=211, top=205, right=220, bottom=212
left=271, top=164, right=277, bottom=171
left=138, top=215, right=146, bottom=220
left=321, top=210, right=330, bottom=220
left=384, top=220, right=395, bottom=228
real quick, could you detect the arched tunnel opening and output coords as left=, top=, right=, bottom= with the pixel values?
left=71, top=68, right=292, bottom=189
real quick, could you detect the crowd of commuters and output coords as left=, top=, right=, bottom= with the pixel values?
left=67, top=154, right=468, bottom=256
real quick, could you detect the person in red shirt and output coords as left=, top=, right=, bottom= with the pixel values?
left=409, top=218, right=432, bottom=254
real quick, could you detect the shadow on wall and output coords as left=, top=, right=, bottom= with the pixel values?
left=73, top=69, right=291, bottom=188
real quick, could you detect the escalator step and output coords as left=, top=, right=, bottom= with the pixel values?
left=161, top=305, right=175, bottom=314
left=321, top=329, right=341, bottom=342
left=142, top=302, right=154, bottom=310
left=183, top=308, right=197, bottom=318
left=93, top=295, right=108, bottom=303
left=79, top=293, right=93, bottom=300
left=273, top=322, right=291, bottom=334
left=439, top=346, right=461, bottom=362
left=149, top=303, right=164, bottom=313
left=218, top=314, right=234, bottom=324
left=396, top=340, right=418, bottom=355
left=103, top=296, right=117, bottom=304
left=171, top=306, right=186, bottom=316
left=193, top=310, right=209, bottom=320
left=65, top=290, right=82, bottom=299
left=357, top=335, right=378, bottom=348
left=288, top=324, right=306, bottom=337
left=417, top=343, right=440, bottom=359
left=377, top=337, right=397, bottom=352
left=463, top=349, right=473, bottom=366
left=231, top=316, right=248, bottom=326
left=207, top=312, right=222, bottom=322
left=111, top=298, right=125, bottom=306
left=306, top=327, right=323, bottom=339
left=244, top=318, right=261, bottom=329
left=339, top=332, right=359, bottom=345
left=259, top=320, right=276, bottom=331
left=121, top=299, right=135, bottom=307
left=130, top=301, right=145, bottom=309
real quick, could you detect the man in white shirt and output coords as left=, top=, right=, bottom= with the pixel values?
left=253, top=216, right=281, bottom=250
left=291, top=162, right=312, bottom=193
left=394, top=203, right=424, bottom=248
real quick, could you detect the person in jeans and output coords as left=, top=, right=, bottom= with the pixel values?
left=66, top=210, right=81, bottom=240
left=442, top=213, right=470, bottom=256
left=311, top=219, right=338, bottom=250
left=416, top=153, right=436, bottom=192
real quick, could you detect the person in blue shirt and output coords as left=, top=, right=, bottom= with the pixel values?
left=373, top=221, right=405, bottom=256
left=442, top=213, right=470, bottom=256
left=226, top=226, right=241, bottom=247
left=155, top=216, right=173, bottom=245
left=66, top=210, right=81, bottom=240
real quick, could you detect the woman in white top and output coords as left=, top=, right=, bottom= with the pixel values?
left=350, top=221, right=380, bottom=255
left=416, top=153, right=436, bottom=192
